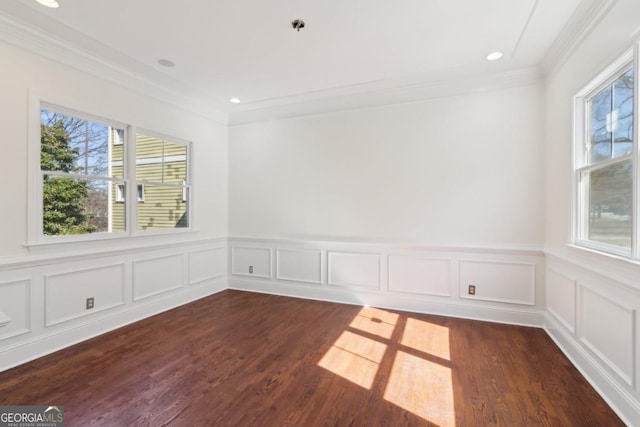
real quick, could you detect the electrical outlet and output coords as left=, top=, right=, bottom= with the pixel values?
left=468, top=285, right=476, bottom=295
left=86, top=297, right=94, bottom=310
left=249, top=265, right=254, bottom=274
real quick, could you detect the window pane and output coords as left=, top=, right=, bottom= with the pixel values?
left=135, top=133, right=164, bottom=181
left=43, top=176, right=123, bottom=235
left=163, top=141, right=187, bottom=183
left=135, top=134, right=187, bottom=183
left=110, top=181, right=126, bottom=232
left=589, top=88, right=612, bottom=162
left=581, top=160, right=632, bottom=249
left=613, top=69, right=634, bottom=157
left=40, top=109, right=123, bottom=178
left=110, top=129, right=125, bottom=179
left=137, top=184, right=188, bottom=230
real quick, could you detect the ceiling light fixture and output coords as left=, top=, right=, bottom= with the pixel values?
left=36, top=0, right=59, bottom=8
left=229, top=98, right=241, bottom=104
left=486, top=51, right=503, bottom=61
left=157, top=59, right=175, bottom=67
left=291, top=19, right=305, bottom=32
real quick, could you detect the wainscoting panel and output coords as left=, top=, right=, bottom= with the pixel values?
left=546, top=268, right=577, bottom=333
left=0, top=238, right=227, bottom=374
left=45, top=264, right=125, bottom=326
left=231, top=246, right=273, bottom=278
left=388, top=256, right=451, bottom=296
left=579, top=284, right=635, bottom=387
left=189, top=247, right=226, bottom=285
left=133, top=254, right=184, bottom=301
left=276, top=249, right=322, bottom=284
left=0, top=280, right=30, bottom=340
left=459, top=260, right=535, bottom=305
left=328, top=252, right=381, bottom=289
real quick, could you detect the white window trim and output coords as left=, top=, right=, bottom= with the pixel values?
left=572, top=46, right=639, bottom=260
left=27, top=95, right=194, bottom=247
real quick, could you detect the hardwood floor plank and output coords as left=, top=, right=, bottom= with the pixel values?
left=0, top=290, right=624, bottom=426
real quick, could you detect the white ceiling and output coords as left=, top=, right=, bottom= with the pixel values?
left=2, top=0, right=582, bottom=116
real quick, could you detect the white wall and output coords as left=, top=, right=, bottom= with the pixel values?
left=543, top=0, right=640, bottom=424
left=228, top=84, right=546, bottom=327
left=0, top=39, right=229, bottom=371
left=230, top=85, right=544, bottom=246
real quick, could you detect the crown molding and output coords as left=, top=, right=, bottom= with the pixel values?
left=541, top=0, right=618, bottom=77
left=0, top=11, right=228, bottom=125
left=228, top=66, right=543, bottom=125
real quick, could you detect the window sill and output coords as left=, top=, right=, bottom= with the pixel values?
left=25, top=228, right=196, bottom=253
left=551, top=244, right=640, bottom=288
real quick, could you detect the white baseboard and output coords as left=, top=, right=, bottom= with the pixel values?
left=229, top=278, right=544, bottom=327
left=0, top=278, right=227, bottom=372
left=544, top=312, right=640, bottom=427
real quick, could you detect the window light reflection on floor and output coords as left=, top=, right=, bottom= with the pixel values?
left=317, top=330, right=387, bottom=389
left=349, top=306, right=399, bottom=339
left=318, top=306, right=455, bottom=424
left=384, top=351, right=455, bottom=427
left=401, top=317, right=450, bottom=361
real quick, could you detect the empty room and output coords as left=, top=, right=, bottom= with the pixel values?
left=0, top=0, right=639, bottom=425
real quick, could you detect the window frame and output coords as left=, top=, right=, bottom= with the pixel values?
left=28, top=95, right=193, bottom=246
left=572, top=46, right=640, bottom=260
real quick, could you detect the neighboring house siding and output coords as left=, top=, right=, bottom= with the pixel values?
left=137, top=161, right=187, bottom=230
left=110, top=134, right=187, bottom=231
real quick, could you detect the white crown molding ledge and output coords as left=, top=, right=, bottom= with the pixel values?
left=228, top=67, right=543, bottom=125
left=541, top=0, right=618, bottom=77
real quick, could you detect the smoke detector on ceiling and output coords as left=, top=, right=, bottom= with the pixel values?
left=291, top=19, right=305, bottom=32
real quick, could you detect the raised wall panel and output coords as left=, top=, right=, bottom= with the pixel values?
left=276, top=249, right=322, bottom=284
left=133, top=255, right=184, bottom=301
left=459, top=260, right=535, bottom=305
left=580, top=285, right=635, bottom=386
left=232, top=246, right=272, bottom=278
left=388, top=256, right=451, bottom=296
left=189, top=247, right=225, bottom=285
left=328, top=252, right=380, bottom=289
left=0, top=280, right=30, bottom=340
left=546, top=268, right=576, bottom=333
left=46, top=264, right=125, bottom=326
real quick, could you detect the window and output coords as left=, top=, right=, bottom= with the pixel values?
left=574, top=49, right=638, bottom=258
left=31, top=101, right=191, bottom=243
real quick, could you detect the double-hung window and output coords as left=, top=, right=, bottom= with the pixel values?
left=573, top=48, right=638, bottom=258
left=32, top=101, right=191, bottom=243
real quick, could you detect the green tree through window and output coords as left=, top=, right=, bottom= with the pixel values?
left=41, top=121, right=96, bottom=235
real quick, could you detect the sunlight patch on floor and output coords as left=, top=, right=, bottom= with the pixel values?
left=318, top=330, right=387, bottom=389
left=401, top=318, right=450, bottom=361
left=349, top=307, right=399, bottom=339
left=384, top=351, right=455, bottom=426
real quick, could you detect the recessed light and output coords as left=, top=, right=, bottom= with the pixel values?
left=486, top=51, right=503, bottom=61
left=36, top=0, right=59, bottom=8
left=157, top=59, right=175, bottom=68
left=229, top=98, right=241, bottom=104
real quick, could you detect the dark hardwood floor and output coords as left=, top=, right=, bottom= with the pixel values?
left=0, top=290, right=624, bottom=426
